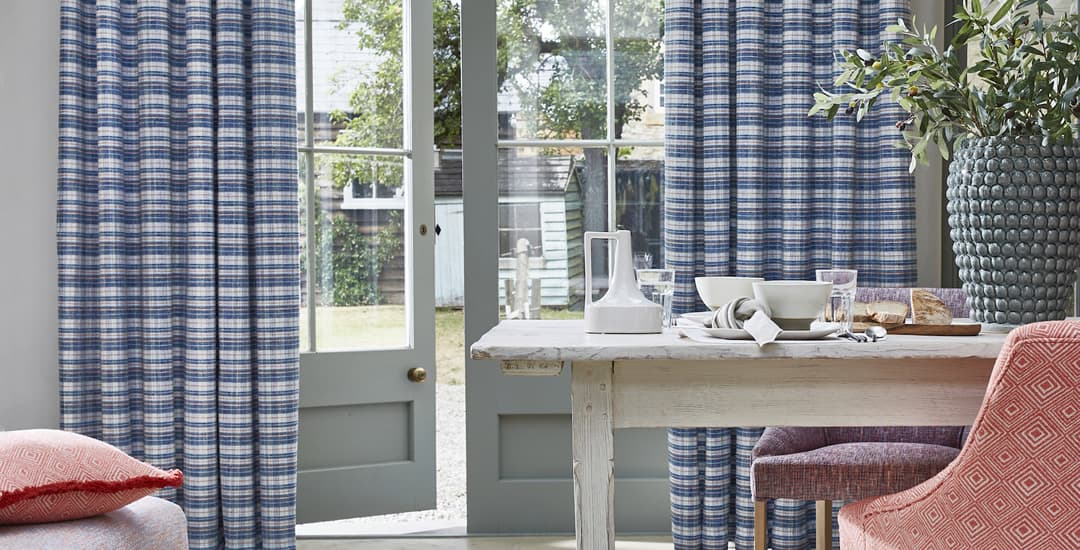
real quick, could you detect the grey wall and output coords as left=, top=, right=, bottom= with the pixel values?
left=912, top=0, right=946, bottom=288
left=0, top=0, right=61, bottom=430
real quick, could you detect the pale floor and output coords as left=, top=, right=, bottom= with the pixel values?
left=297, top=537, right=675, bottom=549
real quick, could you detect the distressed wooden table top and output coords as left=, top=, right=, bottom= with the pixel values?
left=470, top=320, right=1010, bottom=362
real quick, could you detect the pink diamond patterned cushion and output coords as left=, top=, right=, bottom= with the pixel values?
left=839, top=321, right=1080, bottom=549
left=0, top=429, right=183, bottom=525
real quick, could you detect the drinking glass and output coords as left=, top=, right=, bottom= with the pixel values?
left=816, top=269, right=858, bottom=333
left=637, top=268, right=675, bottom=328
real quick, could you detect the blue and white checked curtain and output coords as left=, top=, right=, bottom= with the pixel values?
left=57, top=1, right=299, bottom=548
left=663, top=1, right=914, bottom=549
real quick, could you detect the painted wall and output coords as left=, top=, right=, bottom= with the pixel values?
left=0, top=0, right=61, bottom=430
left=912, top=0, right=946, bottom=288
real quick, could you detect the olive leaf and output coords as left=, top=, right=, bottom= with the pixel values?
left=810, top=0, right=1080, bottom=171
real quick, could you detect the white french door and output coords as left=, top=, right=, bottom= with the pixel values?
left=294, top=0, right=435, bottom=523
left=461, top=0, right=672, bottom=533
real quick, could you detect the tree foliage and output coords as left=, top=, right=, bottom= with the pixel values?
left=328, top=0, right=663, bottom=186
left=497, top=0, right=664, bottom=140
left=324, top=213, right=403, bottom=306
left=811, top=0, right=1080, bottom=171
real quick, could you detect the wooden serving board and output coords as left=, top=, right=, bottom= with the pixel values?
left=853, top=322, right=982, bottom=336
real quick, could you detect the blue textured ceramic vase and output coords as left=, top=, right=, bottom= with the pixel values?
left=946, top=136, right=1080, bottom=326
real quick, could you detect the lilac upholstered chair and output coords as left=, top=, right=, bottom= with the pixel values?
left=750, top=288, right=971, bottom=550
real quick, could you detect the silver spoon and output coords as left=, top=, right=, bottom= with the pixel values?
left=864, top=325, right=887, bottom=342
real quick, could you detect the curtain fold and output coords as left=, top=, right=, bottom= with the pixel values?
left=57, top=1, right=299, bottom=548
left=663, top=1, right=914, bottom=548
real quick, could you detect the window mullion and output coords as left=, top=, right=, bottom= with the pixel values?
left=496, top=139, right=663, bottom=148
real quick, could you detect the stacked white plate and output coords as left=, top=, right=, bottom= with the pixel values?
left=677, top=311, right=839, bottom=340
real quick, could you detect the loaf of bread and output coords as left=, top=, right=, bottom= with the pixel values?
left=852, top=301, right=909, bottom=323
left=911, top=289, right=953, bottom=325
left=869, top=310, right=907, bottom=325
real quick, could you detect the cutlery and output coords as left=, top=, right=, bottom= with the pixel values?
left=864, top=325, right=888, bottom=342
left=840, top=326, right=887, bottom=343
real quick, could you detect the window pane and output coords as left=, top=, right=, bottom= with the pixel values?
left=613, top=0, right=664, bottom=140
left=311, top=0, right=403, bottom=149
left=313, top=153, right=407, bottom=351
left=500, top=204, right=542, bottom=229
left=497, top=147, right=607, bottom=319
left=615, top=147, right=664, bottom=267
left=499, top=204, right=544, bottom=257
left=497, top=0, right=608, bottom=140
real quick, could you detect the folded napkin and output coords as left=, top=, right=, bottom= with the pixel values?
left=708, top=297, right=783, bottom=347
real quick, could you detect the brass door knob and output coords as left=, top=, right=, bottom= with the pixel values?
left=407, top=367, right=427, bottom=383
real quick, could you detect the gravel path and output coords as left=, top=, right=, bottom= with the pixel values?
left=298, top=382, right=466, bottom=535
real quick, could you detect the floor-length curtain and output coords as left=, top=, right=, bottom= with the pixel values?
left=663, top=1, right=914, bottom=548
left=57, top=1, right=299, bottom=548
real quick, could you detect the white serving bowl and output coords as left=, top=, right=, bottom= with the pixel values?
left=752, top=281, right=833, bottom=329
left=695, top=276, right=764, bottom=310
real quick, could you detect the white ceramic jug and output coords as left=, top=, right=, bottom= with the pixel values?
left=583, top=230, right=663, bottom=334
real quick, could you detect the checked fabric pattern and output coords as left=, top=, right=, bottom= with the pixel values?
left=57, top=1, right=299, bottom=548
left=664, top=1, right=914, bottom=549
left=839, top=321, right=1080, bottom=549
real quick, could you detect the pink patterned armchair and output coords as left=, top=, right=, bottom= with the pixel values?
left=839, top=321, right=1080, bottom=549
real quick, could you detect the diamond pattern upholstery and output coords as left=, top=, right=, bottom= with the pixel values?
left=839, top=321, right=1080, bottom=549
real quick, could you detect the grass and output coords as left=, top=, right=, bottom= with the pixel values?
left=301, top=305, right=583, bottom=385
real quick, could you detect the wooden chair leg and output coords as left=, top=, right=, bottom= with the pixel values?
left=755, top=499, right=768, bottom=550
left=816, top=500, right=833, bottom=550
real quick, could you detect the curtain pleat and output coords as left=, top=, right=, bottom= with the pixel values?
left=58, top=1, right=300, bottom=548
left=663, top=1, right=914, bottom=548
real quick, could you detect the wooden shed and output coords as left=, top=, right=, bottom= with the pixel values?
left=434, top=151, right=584, bottom=309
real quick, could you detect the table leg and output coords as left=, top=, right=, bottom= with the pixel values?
left=571, top=361, right=615, bottom=550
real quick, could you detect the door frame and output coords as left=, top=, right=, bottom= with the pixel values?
left=460, top=0, right=502, bottom=533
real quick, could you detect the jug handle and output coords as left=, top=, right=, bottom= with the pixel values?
left=584, top=231, right=618, bottom=307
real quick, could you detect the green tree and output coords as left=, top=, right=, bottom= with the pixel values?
left=331, top=0, right=663, bottom=235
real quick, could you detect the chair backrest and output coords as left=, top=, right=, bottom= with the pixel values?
left=838, top=321, right=1080, bottom=549
left=822, top=426, right=967, bottom=448
left=854, top=287, right=969, bottom=319
left=892, top=321, right=1080, bottom=545
left=959, top=320, right=1080, bottom=487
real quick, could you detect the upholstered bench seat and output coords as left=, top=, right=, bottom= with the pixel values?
left=751, top=426, right=969, bottom=503
left=752, top=441, right=960, bottom=502
left=0, top=496, right=187, bottom=550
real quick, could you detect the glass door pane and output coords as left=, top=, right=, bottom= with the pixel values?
left=497, top=0, right=608, bottom=140
left=613, top=0, right=664, bottom=140
left=615, top=146, right=664, bottom=267
left=311, top=0, right=404, bottom=149
left=313, top=153, right=408, bottom=351
left=496, top=147, right=607, bottom=319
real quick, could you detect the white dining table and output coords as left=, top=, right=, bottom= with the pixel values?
left=470, top=320, right=1010, bottom=550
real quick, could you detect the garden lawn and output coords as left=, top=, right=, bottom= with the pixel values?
left=300, top=306, right=582, bottom=385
